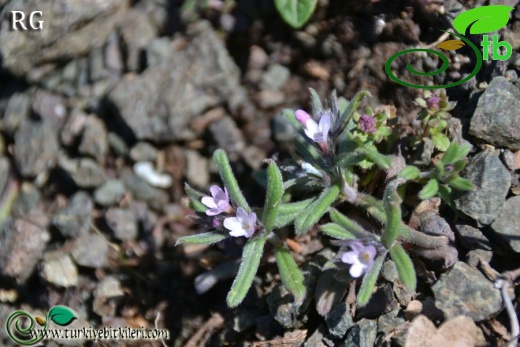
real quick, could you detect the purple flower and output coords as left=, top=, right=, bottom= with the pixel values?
left=223, top=207, right=257, bottom=238
left=295, top=110, right=331, bottom=151
left=201, top=185, right=230, bottom=216
left=359, top=114, right=377, bottom=134
left=341, top=241, right=377, bottom=278
left=427, top=96, right=441, bottom=109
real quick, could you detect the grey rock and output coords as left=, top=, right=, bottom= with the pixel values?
left=455, top=223, right=491, bottom=251
left=0, top=157, right=10, bottom=196
left=71, top=233, right=109, bottom=268
left=1, top=92, right=30, bottom=135
left=260, top=64, right=290, bottom=90
left=431, top=261, right=502, bottom=321
left=61, top=108, right=88, bottom=146
left=257, top=90, right=285, bottom=108
left=79, top=116, right=108, bottom=162
left=93, top=276, right=124, bottom=317
left=58, top=156, right=107, bottom=188
left=11, top=183, right=41, bottom=217
left=470, top=77, right=520, bottom=149
left=108, top=132, right=129, bottom=156
left=491, top=196, right=520, bottom=252
left=232, top=308, right=263, bottom=333
left=120, top=169, right=169, bottom=211
left=381, top=260, right=399, bottom=282
left=145, top=37, right=172, bottom=67
left=0, top=0, right=128, bottom=79
left=32, top=89, right=67, bottom=127
left=93, top=180, right=126, bottom=207
left=325, top=301, right=354, bottom=338
left=129, top=142, right=158, bottom=162
left=356, top=283, right=397, bottom=319
left=184, top=150, right=209, bottom=188
left=377, top=308, right=407, bottom=347
left=108, top=21, right=248, bottom=142
left=105, top=208, right=138, bottom=241
left=454, top=151, right=511, bottom=225
left=40, top=251, right=78, bottom=287
left=52, top=192, right=93, bottom=238
left=304, top=324, right=334, bottom=347
left=339, top=319, right=377, bottom=347
left=14, top=120, right=59, bottom=177
left=0, top=215, right=50, bottom=283
left=105, top=32, right=124, bottom=74
left=466, top=249, right=493, bottom=267
left=120, top=9, right=156, bottom=71
left=209, top=116, right=245, bottom=161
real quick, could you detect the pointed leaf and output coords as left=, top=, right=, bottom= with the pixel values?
left=320, top=223, right=357, bottom=240
left=274, top=246, right=306, bottom=303
left=436, top=39, right=465, bottom=50
left=329, top=208, right=371, bottom=238
left=447, top=177, right=474, bottom=191
left=309, top=87, right=324, bottom=115
left=274, top=198, right=315, bottom=228
left=283, top=108, right=302, bottom=130
left=295, top=185, right=340, bottom=235
left=398, top=165, right=421, bottom=181
left=184, top=183, right=208, bottom=213
left=262, top=160, right=284, bottom=232
left=227, top=235, right=267, bottom=307
left=440, top=142, right=460, bottom=165
left=357, top=252, right=386, bottom=307
left=438, top=184, right=456, bottom=210
left=336, top=150, right=365, bottom=168
left=390, top=244, right=417, bottom=291
left=176, top=232, right=228, bottom=246
left=363, top=147, right=391, bottom=170
left=48, top=306, right=77, bottom=326
left=274, top=0, right=318, bottom=29
left=213, top=149, right=250, bottom=212
left=453, top=5, right=514, bottom=35
left=419, top=179, right=439, bottom=200
left=334, top=90, right=371, bottom=136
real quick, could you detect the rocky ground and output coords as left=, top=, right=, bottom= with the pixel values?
left=1, top=0, right=520, bottom=346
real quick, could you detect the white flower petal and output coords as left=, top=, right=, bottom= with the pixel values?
left=201, top=196, right=217, bottom=209
left=223, top=217, right=241, bottom=231
left=205, top=208, right=220, bottom=216
left=349, top=263, right=366, bottom=278
left=341, top=251, right=357, bottom=264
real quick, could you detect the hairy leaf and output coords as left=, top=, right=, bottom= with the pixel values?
left=274, top=198, right=315, bottom=228
left=329, top=208, right=371, bottom=238
left=381, top=179, right=404, bottom=249
left=274, top=0, right=318, bottom=29
left=335, top=90, right=371, bottom=136
left=213, top=149, right=250, bottom=212
left=295, top=185, right=340, bottom=235
left=227, top=235, right=267, bottom=307
left=309, top=87, right=324, bottom=115
left=274, top=246, right=306, bottom=303
left=447, top=177, right=474, bottom=191
left=390, top=243, right=417, bottom=291
left=363, top=147, right=391, bottom=170
left=176, top=232, right=228, bottom=246
left=419, top=179, right=439, bottom=200
left=184, top=183, right=208, bottom=213
left=398, top=165, right=421, bottom=181
left=321, top=223, right=357, bottom=240
left=262, top=160, right=284, bottom=232
left=357, top=252, right=386, bottom=306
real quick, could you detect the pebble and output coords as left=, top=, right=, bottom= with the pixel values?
left=105, top=208, right=138, bottom=241
left=455, top=223, right=491, bottom=251
left=93, top=276, right=124, bottom=317
left=79, top=115, right=108, bottom=163
left=58, top=156, right=107, bottom=188
left=339, top=318, right=377, bottom=347
left=129, top=142, right=158, bottom=162
left=325, top=301, right=354, bottom=338
left=93, top=180, right=126, bottom=207
left=184, top=150, right=209, bottom=188
left=71, top=233, right=109, bottom=268
left=209, top=116, right=245, bottom=161
left=52, top=191, right=93, bottom=238
left=1, top=92, right=30, bottom=136
left=40, top=251, right=78, bottom=287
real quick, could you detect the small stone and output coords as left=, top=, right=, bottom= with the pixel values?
left=11, top=182, right=41, bottom=217
left=108, top=132, right=129, bottom=156
left=242, top=146, right=266, bottom=170
left=378, top=308, right=407, bottom=346
left=454, top=151, right=511, bottom=226
left=356, top=283, right=397, bottom=319
left=455, top=223, right=491, bottom=251
left=71, top=233, right=109, bottom=268
left=59, top=156, right=107, bottom=188
left=248, top=45, right=269, bottom=70
left=325, top=301, right=354, bottom=338
left=105, top=208, right=138, bottom=241
left=466, top=249, right=493, bottom=267
left=232, top=308, right=263, bottom=333
left=120, top=9, right=156, bottom=71
left=32, top=89, right=67, bottom=127
left=431, top=261, right=502, bottom=321
left=381, top=260, right=399, bottom=282
left=61, top=108, right=88, bottom=146
left=129, top=142, right=158, bottom=162
left=304, top=324, right=334, bottom=347
left=0, top=215, right=50, bottom=283
left=93, top=180, right=126, bottom=207
left=79, top=116, right=108, bottom=163
left=184, top=150, right=209, bottom=188
left=257, top=90, right=285, bottom=108
left=209, top=116, right=245, bottom=161
left=469, top=77, right=520, bottom=150
left=404, top=300, right=423, bottom=321
left=260, top=64, right=290, bottom=90
left=93, top=276, right=124, bottom=317
left=1, top=92, right=30, bottom=135
left=40, top=252, right=78, bottom=287
left=491, top=196, right=520, bottom=252
left=52, top=192, right=93, bottom=238
left=0, top=157, right=10, bottom=196
left=120, top=169, right=169, bottom=211
left=339, top=318, right=377, bottom=347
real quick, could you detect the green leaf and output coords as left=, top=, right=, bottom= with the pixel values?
left=390, top=244, right=417, bottom=291
left=363, top=147, right=391, bottom=170
left=184, top=183, right=208, bottom=213
left=274, top=198, right=316, bottom=228
left=176, top=232, right=228, bottom=246
left=419, top=179, right=439, bottom=200
left=309, top=88, right=324, bottom=115
left=357, top=253, right=386, bottom=307
left=48, top=306, right=77, bottom=326
left=295, top=185, right=340, bottom=235
left=398, top=166, right=421, bottom=181
left=440, top=142, right=460, bottom=165
left=432, top=133, right=450, bottom=151
left=336, top=150, right=365, bottom=168
left=329, top=208, right=371, bottom=238
left=453, top=5, right=514, bottom=35
left=452, top=144, right=471, bottom=163
left=438, top=184, right=456, bottom=210
left=320, top=223, right=357, bottom=240
left=381, top=179, right=403, bottom=249
left=262, top=160, right=284, bottom=232
left=335, top=90, right=371, bottom=137
left=283, top=108, right=301, bottom=130
left=274, top=0, right=318, bottom=29
left=227, top=235, right=267, bottom=307
left=447, top=177, right=474, bottom=191
left=213, top=149, right=250, bottom=212
left=274, top=246, right=306, bottom=303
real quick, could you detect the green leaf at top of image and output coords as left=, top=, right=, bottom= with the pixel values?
left=48, top=306, right=77, bottom=326
left=275, top=0, right=318, bottom=29
left=453, top=5, right=514, bottom=35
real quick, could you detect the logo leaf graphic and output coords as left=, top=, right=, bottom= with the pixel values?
left=453, top=5, right=514, bottom=35
left=436, top=39, right=465, bottom=50
left=275, top=0, right=318, bottom=29
left=48, top=306, right=77, bottom=326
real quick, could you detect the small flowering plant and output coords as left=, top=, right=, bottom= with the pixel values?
left=177, top=88, right=474, bottom=310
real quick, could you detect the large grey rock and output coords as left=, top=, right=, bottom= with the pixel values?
left=432, top=261, right=502, bottom=322
left=454, top=151, right=510, bottom=225
left=52, top=192, right=93, bottom=238
left=40, top=251, right=78, bottom=287
left=491, top=196, right=520, bottom=252
left=105, top=208, right=138, bottom=241
left=325, top=302, right=354, bottom=338
left=339, top=319, right=377, bottom=347
left=455, top=223, right=491, bottom=251
left=79, top=116, right=108, bottom=163
left=58, top=156, right=107, bottom=188
left=0, top=0, right=128, bottom=79
left=470, top=77, right=520, bottom=149
left=108, top=21, right=248, bottom=142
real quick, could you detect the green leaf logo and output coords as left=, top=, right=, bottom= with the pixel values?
left=453, top=5, right=514, bottom=35
left=275, top=0, right=318, bottom=29
left=48, top=306, right=77, bottom=326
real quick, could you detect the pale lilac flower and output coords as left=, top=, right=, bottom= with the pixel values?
left=201, top=185, right=230, bottom=216
left=359, top=114, right=377, bottom=134
left=223, top=207, right=257, bottom=238
left=295, top=110, right=331, bottom=151
left=341, top=241, right=377, bottom=278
